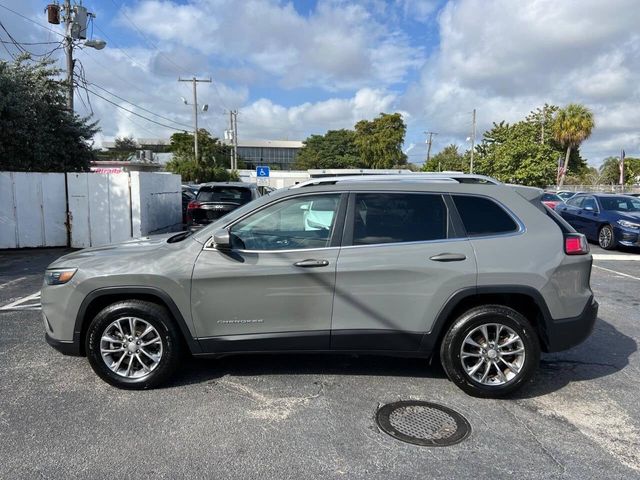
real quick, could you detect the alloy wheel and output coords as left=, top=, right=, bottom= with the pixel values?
left=599, top=226, right=613, bottom=249
left=99, top=317, right=163, bottom=379
left=459, top=323, right=526, bottom=386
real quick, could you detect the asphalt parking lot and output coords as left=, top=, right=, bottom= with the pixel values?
left=0, top=246, right=639, bottom=479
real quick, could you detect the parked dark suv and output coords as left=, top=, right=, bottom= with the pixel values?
left=43, top=174, right=597, bottom=398
left=186, top=182, right=260, bottom=231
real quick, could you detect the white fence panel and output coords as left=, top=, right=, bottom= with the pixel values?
left=130, top=172, right=181, bottom=237
left=67, top=173, right=132, bottom=248
left=0, top=172, right=66, bottom=248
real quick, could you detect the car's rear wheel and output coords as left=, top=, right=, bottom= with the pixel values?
left=440, top=305, right=540, bottom=398
left=86, top=300, right=183, bottom=389
left=598, top=224, right=616, bottom=250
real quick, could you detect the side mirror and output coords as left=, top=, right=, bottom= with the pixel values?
left=213, top=229, right=231, bottom=250
left=584, top=205, right=594, bottom=212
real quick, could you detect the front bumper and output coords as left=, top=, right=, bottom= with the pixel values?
left=542, top=296, right=598, bottom=352
left=614, top=225, right=640, bottom=246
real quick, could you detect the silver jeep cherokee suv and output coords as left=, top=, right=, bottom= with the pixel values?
left=42, top=174, right=597, bottom=397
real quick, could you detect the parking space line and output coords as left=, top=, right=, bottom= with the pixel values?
left=0, top=277, right=28, bottom=289
left=593, top=265, right=640, bottom=282
left=0, top=291, right=41, bottom=311
left=592, top=254, right=640, bottom=261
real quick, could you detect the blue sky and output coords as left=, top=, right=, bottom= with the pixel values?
left=1, top=0, right=639, bottom=165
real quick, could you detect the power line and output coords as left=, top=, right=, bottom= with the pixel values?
left=78, top=84, right=187, bottom=132
left=0, top=3, right=65, bottom=38
left=85, top=80, right=193, bottom=129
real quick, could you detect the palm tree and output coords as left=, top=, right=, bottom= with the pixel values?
left=553, top=104, right=595, bottom=187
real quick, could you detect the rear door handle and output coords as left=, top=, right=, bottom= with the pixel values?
left=294, top=259, right=330, bottom=268
left=429, top=253, right=467, bottom=262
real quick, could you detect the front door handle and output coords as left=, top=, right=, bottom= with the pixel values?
left=429, top=253, right=467, bottom=262
left=294, top=259, right=330, bottom=268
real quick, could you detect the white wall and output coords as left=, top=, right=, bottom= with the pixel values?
left=131, top=172, right=182, bottom=237
left=0, top=172, right=67, bottom=248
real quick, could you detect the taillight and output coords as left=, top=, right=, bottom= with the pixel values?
left=565, top=233, right=589, bottom=255
left=187, top=201, right=201, bottom=210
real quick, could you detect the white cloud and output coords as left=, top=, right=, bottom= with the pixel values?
left=121, top=0, right=424, bottom=90
left=402, top=0, right=640, bottom=164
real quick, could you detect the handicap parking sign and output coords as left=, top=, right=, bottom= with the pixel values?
left=256, top=166, right=270, bottom=178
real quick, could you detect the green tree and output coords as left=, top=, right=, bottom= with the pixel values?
left=474, top=105, right=587, bottom=187
left=599, top=156, right=640, bottom=186
left=112, top=136, right=137, bottom=161
left=422, top=144, right=468, bottom=172
left=294, top=129, right=362, bottom=169
left=0, top=55, right=99, bottom=172
left=354, top=113, right=407, bottom=168
left=165, top=129, right=239, bottom=182
left=553, top=103, right=595, bottom=188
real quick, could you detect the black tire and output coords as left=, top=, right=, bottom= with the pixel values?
left=440, top=305, right=540, bottom=398
left=598, top=224, right=616, bottom=250
left=86, top=300, right=183, bottom=389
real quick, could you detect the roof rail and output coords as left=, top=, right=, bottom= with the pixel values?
left=290, top=173, right=500, bottom=189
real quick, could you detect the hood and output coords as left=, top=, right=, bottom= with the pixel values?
left=48, top=232, right=179, bottom=269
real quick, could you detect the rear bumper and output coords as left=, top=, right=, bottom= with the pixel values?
left=542, top=296, right=598, bottom=352
left=45, top=332, right=81, bottom=356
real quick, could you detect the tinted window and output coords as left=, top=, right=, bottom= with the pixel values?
left=452, top=195, right=518, bottom=236
left=582, top=197, right=598, bottom=211
left=197, top=186, right=252, bottom=204
left=230, top=194, right=340, bottom=250
left=351, top=193, right=447, bottom=245
left=566, top=196, right=584, bottom=208
left=600, top=196, right=640, bottom=212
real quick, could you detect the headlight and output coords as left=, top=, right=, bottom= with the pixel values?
left=617, top=220, right=640, bottom=229
left=45, top=268, right=77, bottom=285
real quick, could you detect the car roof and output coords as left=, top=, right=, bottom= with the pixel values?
left=291, top=173, right=500, bottom=189
left=198, top=182, right=256, bottom=189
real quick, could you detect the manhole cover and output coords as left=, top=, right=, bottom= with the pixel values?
left=376, top=401, right=471, bottom=446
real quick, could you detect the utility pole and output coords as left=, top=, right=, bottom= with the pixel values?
left=540, top=105, right=546, bottom=145
left=63, top=0, right=73, bottom=112
left=425, top=131, right=438, bottom=168
left=179, top=76, right=211, bottom=164
left=470, top=108, right=476, bottom=174
left=232, top=109, right=238, bottom=171
left=49, top=1, right=103, bottom=112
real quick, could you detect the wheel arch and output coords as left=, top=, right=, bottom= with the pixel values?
left=421, top=286, right=554, bottom=355
left=74, top=287, right=201, bottom=356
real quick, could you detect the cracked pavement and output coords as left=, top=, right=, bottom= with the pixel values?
left=0, top=246, right=638, bottom=479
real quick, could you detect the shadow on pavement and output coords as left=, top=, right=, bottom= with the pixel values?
left=170, top=316, right=636, bottom=398
left=170, top=353, right=447, bottom=388
left=515, top=317, right=637, bottom=399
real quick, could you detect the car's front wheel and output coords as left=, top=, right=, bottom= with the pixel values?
left=598, top=224, right=616, bottom=250
left=440, top=305, right=540, bottom=398
left=86, top=300, right=183, bottom=389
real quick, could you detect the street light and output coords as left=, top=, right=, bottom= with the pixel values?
left=84, top=39, right=106, bottom=50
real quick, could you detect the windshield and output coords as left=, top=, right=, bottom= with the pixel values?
left=197, top=186, right=252, bottom=204
left=600, top=197, right=640, bottom=212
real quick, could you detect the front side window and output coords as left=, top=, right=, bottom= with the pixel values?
left=230, top=194, right=341, bottom=250
left=566, top=196, right=584, bottom=208
left=582, top=197, right=598, bottom=211
left=351, top=193, right=447, bottom=245
left=452, top=195, right=518, bottom=236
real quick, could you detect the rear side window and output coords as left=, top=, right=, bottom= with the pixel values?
left=452, top=195, right=518, bottom=236
left=197, top=186, right=252, bottom=204
left=352, top=193, right=447, bottom=245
